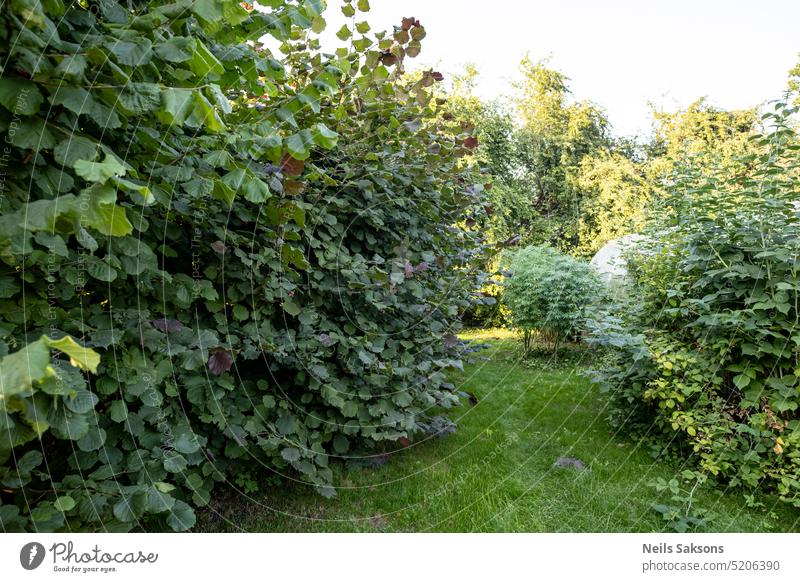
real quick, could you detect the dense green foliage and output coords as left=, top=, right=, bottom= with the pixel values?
left=504, top=246, right=599, bottom=352
left=1, top=0, right=796, bottom=536
left=197, top=331, right=798, bottom=533
left=460, top=83, right=760, bottom=328
left=454, top=61, right=616, bottom=328
left=0, top=0, right=485, bottom=532
left=458, top=70, right=760, bottom=258
left=588, top=102, right=800, bottom=509
left=576, top=100, right=760, bottom=258
left=463, top=60, right=614, bottom=254
left=573, top=150, right=651, bottom=256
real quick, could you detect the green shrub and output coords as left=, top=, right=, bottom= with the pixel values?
left=504, top=245, right=600, bottom=352
left=0, top=1, right=487, bottom=532
left=588, top=102, right=800, bottom=509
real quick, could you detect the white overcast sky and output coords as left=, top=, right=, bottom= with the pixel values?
left=316, top=0, right=800, bottom=137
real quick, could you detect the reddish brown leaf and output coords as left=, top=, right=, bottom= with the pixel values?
left=379, top=51, right=397, bottom=67
left=463, top=136, right=479, bottom=149
left=431, top=71, right=444, bottom=81
left=208, top=349, right=233, bottom=376
left=398, top=436, right=410, bottom=448
left=465, top=218, right=476, bottom=227
left=280, top=154, right=305, bottom=177
left=401, top=16, right=415, bottom=30
left=403, top=261, right=414, bottom=278
left=413, top=261, right=429, bottom=273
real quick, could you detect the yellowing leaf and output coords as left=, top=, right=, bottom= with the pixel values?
left=45, top=336, right=101, bottom=373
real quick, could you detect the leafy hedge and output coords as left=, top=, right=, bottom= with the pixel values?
left=0, top=0, right=486, bottom=531
left=588, top=103, right=800, bottom=508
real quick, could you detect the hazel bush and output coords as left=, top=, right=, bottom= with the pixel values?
left=0, top=0, right=487, bottom=531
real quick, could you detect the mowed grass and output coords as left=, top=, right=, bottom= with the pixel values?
left=196, top=329, right=800, bottom=532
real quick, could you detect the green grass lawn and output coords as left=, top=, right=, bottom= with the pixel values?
left=196, top=330, right=800, bottom=532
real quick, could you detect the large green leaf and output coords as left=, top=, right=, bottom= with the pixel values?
left=189, top=39, right=225, bottom=78
left=0, top=339, right=50, bottom=399
left=106, top=38, right=153, bottom=66
left=74, top=153, right=126, bottom=183
left=157, top=88, right=195, bottom=126
left=155, top=36, right=196, bottom=63
left=0, top=77, right=43, bottom=115
left=166, top=500, right=196, bottom=531
left=48, top=87, right=121, bottom=129
left=186, top=93, right=225, bottom=132
left=8, top=118, right=56, bottom=150
left=54, top=136, right=99, bottom=168
left=117, top=83, right=162, bottom=113
left=77, top=185, right=133, bottom=236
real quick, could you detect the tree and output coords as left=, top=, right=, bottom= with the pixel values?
left=574, top=99, right=760, bottom=257
left=513, top=57, right=611, bottom=251
left=574, top=151, right=653, bottom=256
left=647, top=98, right=760, bottom=180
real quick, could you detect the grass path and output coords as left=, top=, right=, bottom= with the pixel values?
left=197, top=330, right=800, bottom=532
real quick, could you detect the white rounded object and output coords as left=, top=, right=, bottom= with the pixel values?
left=590, top=234, right=645, bottom=284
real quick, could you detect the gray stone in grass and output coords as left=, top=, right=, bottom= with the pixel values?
left=369, top=514, right=388, bottom=530
left=554, top=456, right=589, bottom=471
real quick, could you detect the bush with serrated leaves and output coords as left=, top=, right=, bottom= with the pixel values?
left=504, top=245, right=600, bottom=352
left=588, top=102, right=800, bottom=509
left=0, top=0, right=486, bottom=532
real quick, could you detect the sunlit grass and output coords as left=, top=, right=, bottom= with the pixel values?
left=196, top=331, right=800, bottom=532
